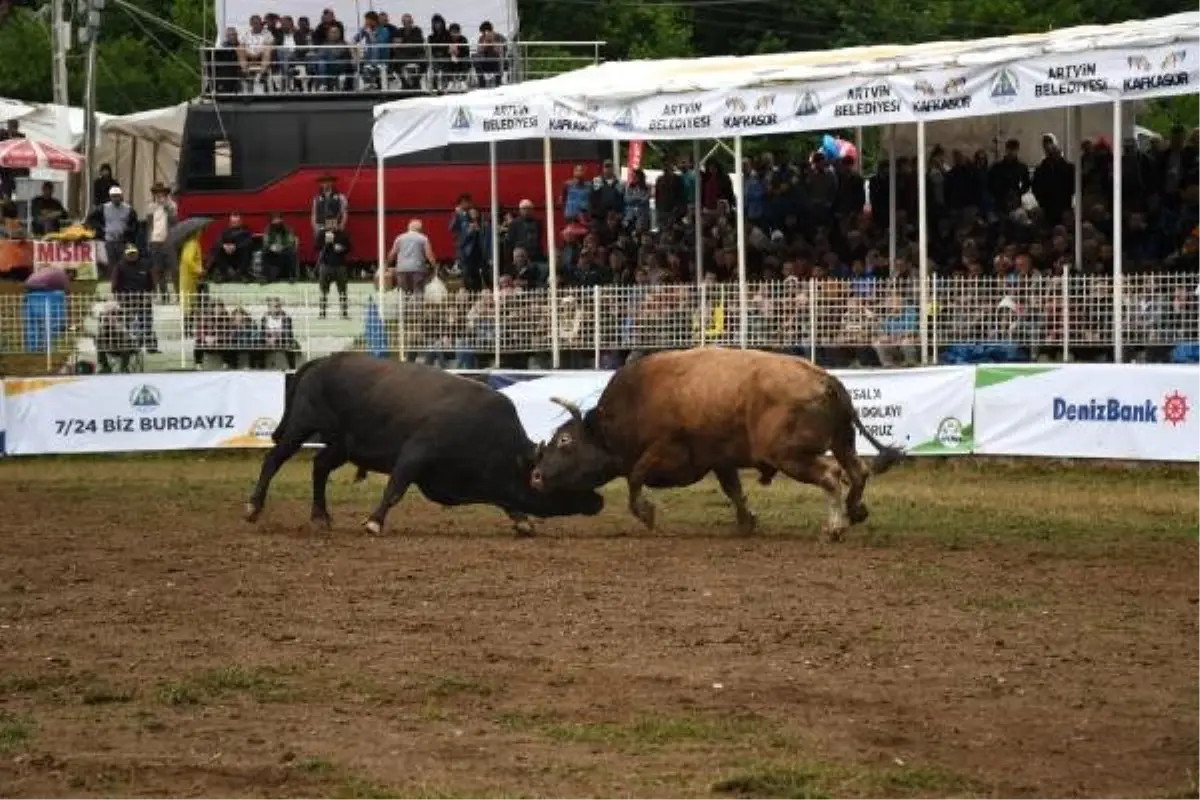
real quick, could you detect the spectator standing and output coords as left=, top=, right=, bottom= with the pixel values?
left=145, top=182, right=177, bottom=301
left=91, top=162, right=117, bottom=209
left=1032, top=133, right=1074, bottom=227
left=427, top=14, right=451, bottom=90
left=311, top=173, right=348, bottom=245
left=449, top=192, right=473, bottom=265
left=562, top=166, right=591, bottom=223
left=506, top=199, right=542, bottom=263
left=98, top=186, right=136, bottom=280
left=112, top=243, right=158, bottom=352
left=624, top=168, right=651, bottom=229
left=654, top=159, right=685, bottom=225
left=0, top=119, right=24, bottom=199
left=316, top=220, right=351, bottom=318
left=988, top=139, right=1031, bottom=215
left=591, top=159, right=625, bottom=219
left=388, top=218, right=434, bottom=294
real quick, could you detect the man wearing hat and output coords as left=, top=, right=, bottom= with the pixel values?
left=99, top=185, right=137, bottom=281
left=111, top=242, right=158, bottom=353
left=310, top=172, right=348, bottom=253
left=146, top=182, right=178, bottom=302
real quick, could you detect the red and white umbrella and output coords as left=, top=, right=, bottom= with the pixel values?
left=0, top=138, right=84, bottom=172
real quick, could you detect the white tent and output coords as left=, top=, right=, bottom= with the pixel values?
left=371, top=12, right=1200, bottom=365
left=96, top=102, right=188, bottom=203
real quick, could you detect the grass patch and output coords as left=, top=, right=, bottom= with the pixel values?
left=713, top=761, right=992, bottom=798
left=0, top=712, right=34, bottom=753
left=497, top=710, right=767, bottom=749
left=81, top=684, right=136, bottom=705
left=156, top=664, right=294, bottom=706
left=424, top=672, right=493, bottom=700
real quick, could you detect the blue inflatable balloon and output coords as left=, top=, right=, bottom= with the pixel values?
left=822, top=134, right=839, bottom=161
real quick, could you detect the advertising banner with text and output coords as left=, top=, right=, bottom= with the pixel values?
left=973, top=364, right=1199, bottom=462
left=2, top=372, right=284, bottom=455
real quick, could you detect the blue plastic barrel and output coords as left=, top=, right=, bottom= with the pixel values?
left=24, top=289, right=67, bottom=353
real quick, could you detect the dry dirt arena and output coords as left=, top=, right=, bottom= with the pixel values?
left=0, top=453, right=1196, bottom=799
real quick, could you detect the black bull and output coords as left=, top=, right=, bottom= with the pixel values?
left=244, top=353, right=604, bottom=535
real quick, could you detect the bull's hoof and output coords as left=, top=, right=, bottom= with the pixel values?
left=823, top=522, right=848, bottom=543
left=633, top=499, right=657, bottom=531
left=310, top=510, right=332, bottom=531
left=848, top=504, right=869, bottom=525
left=736, top=512, right=758, bottom=536
left=757, top=468, right=777, bottom=486
left=363, top=518, right=383, bottom=536
left=244, top=502, right=261, bottom=523
left=512, top=519, right=535, bottom=537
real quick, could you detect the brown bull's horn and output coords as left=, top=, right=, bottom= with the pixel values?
left=550, top=396, right=583, bottom=422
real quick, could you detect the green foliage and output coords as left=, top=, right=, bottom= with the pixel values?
left=0, top=0, right=1194, bottom=131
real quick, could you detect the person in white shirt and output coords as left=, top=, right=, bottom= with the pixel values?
left=145, top=182, right=177, bottom=301
left=238, top=14, right=274, bottom=74
left=387, top=219, right=435, bottom=294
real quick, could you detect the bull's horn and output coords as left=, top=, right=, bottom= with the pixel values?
left=550, top=396, right=583, bottom=421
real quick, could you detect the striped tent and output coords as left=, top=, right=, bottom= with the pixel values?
left=0, top=137, right=83, bottom=172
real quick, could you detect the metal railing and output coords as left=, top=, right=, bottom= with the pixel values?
left=200, top=40, right=605, bottom=98
left=1, top=274, right=1196, bottom=374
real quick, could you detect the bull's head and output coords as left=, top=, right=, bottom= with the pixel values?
left=529, top=397, right=620, bottom=493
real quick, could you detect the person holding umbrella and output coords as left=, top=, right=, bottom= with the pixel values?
left=163, top=216, right=213, bottom=318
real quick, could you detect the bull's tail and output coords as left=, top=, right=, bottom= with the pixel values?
left=827, top=374, right=906, bottom=476
left=272, top=357, right=320, bottom=444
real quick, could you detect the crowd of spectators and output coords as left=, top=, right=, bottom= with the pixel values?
left=206, top=8, right=511, bottom=95
left=416, top=125, right=1198, bottom=367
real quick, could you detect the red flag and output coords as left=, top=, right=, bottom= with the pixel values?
left=626, top=140, right=644, bottom=182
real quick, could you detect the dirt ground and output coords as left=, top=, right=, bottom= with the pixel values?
left=0, top=453, right=1196, bottom=799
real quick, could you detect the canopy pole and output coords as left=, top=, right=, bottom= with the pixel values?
left=375, top=153, right=386, bottom=331
left=733, top=135, right=748, bottom=350
left=694, top=139, right=705, bottom=346
left=612, top=140, right=621, bottom=179
left=1072, top=105, right=1083, bottom=283
left=488, top=141, right=501, bottom=367
left=1112, top=100, right=1124, bottom=364
left=888, top=125, right=897, bottom=272
left=916, top=120, right=929, bottom=365
left=543, top=137, right=560, bottom=369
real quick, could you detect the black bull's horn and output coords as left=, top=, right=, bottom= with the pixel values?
left=550, top=396, right=583, bottom=421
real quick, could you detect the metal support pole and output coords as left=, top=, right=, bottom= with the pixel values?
left=916, top=121, right=929, bottom=364
left=591, top=285, right=601, bottom=369
left=1112, top=100, right=1124, bottom=363
left=693, top=139, right=705, bottom=345
left=733, top=136, right=748, bottom=350
left=888, top=125, right=898, bottom=270
left=543, top=137, right=560, bottom=369
left=488, top=141, right=501, bottom=367
left=82, top=33, right=98, bottom=208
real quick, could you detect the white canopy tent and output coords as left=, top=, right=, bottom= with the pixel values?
left=372, top=12, right=1200, bottom=365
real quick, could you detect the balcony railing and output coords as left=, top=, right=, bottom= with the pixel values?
left=199, top=40, right=605, bottom=99
left=2, top=274, right=1197, bottom=375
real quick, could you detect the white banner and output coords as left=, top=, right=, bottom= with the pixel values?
left=375, top=40, right=1199, bottom=157
left=498, top=366, right=974, bottom=457
left=973, top=364, right=1200, bottom=462
left=834, top=367, right=975, bottom=456
left=3, top=372, right=285, bottom=455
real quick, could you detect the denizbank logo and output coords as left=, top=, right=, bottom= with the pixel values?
left=1052, top=391, right=1190, bottom=426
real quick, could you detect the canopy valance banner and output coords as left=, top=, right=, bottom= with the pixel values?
left=373, top=36, right=1198, bottom=158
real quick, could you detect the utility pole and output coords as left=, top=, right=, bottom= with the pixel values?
left=50, top=0, right=70, bottom=108
left=77, top=0, right=103, bottom=209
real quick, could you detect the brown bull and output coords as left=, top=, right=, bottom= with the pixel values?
left=528, top=347, right=905, bottom=539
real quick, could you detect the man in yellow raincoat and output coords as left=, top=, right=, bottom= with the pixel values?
left=178, top=231, right=205, bottom=316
